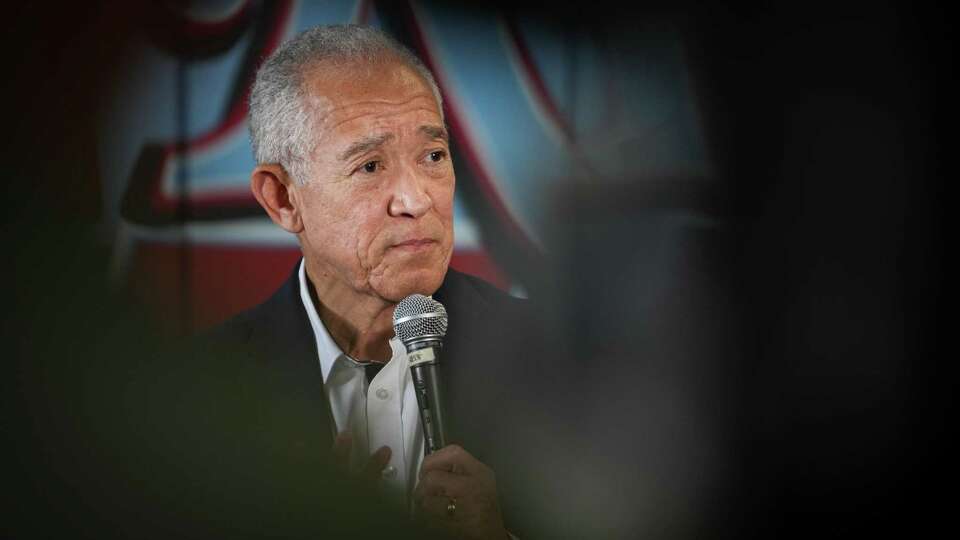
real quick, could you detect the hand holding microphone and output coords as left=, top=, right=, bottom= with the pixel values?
left=394, top=294, right=509, bottom=539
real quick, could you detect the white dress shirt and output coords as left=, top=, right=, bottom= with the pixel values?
left=298, top=261, right=425, bottom=503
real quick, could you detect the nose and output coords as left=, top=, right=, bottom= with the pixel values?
left=388, top=164, right=432, bottom=218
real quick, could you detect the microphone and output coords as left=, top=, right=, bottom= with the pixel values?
left=393, top=294, right=449, bottom=454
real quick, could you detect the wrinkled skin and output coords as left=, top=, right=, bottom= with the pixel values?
left=295, top=58, right=456, bottom=305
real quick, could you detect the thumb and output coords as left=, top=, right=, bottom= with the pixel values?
left=362, top=446, right=392, bottom=482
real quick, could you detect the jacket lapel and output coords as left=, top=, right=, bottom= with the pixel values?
left=242, top=262, right=336, bottom=459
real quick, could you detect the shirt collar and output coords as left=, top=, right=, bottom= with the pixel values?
left=298, top=259, right=348, bottom=383
left=298, top=259, right=406, bottom=382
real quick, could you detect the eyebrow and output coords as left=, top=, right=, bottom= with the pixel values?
left=339, top=133, right=395, bottom=162
left=419, top=124, right=449, bottom=142
left=337, top=125, right=449, bottom=163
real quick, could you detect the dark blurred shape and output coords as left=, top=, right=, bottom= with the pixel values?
left=509, top=175, right=733, bottom=538
left=512, top=2, right=945, bottom=538
left=680, top=3, right=945, bottom=537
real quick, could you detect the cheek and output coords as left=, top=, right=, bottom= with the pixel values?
left=347, top=201, right=390, bottom=268
left=356, top=221, right=385, bottom=267
left=301, top=189, right=376, bottom=264
left=433, top=183, right=456, bottom=238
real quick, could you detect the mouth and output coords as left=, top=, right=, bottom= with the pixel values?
left=390, top=238, right=438, bottom=252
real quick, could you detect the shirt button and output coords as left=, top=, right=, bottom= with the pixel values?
left=381, top=465, right=397, bottom=479
left=375, top=388, right=390, bottom=400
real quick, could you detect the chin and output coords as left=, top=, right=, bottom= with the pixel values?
left=374, top=265, right=447, bottom=303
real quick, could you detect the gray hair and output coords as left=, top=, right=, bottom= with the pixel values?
left=248, top=24, right=444, bottom=185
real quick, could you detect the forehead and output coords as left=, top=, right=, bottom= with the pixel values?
left=302, top=58, right=441, bottom=134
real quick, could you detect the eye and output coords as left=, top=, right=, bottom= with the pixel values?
left=427, top=150, right=447, bottom=163
left=360, top=160, right=379, bottom=173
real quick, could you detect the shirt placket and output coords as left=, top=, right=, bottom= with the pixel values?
left=367, top=351, right=406, bottom=500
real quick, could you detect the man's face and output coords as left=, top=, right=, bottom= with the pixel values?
left=293, top=58, right=455, bottom=303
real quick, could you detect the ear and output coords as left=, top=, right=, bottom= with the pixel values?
left=250, top=164, right=304, bottom=234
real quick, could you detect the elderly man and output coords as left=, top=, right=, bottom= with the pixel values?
left=209, top=24, right=532, bottom=539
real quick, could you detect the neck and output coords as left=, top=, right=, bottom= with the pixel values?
left=304, top=260, right=395, bottom=362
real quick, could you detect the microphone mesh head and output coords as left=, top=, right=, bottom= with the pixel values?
left=393, top=294, right=448, bottom=344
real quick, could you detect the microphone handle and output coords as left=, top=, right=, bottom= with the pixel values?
left=407, top=341, right=447, bottom=454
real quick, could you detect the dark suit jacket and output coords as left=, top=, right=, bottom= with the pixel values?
left=173, top=262, right=546, bottom=537
left=205, top=262, right=533, bottom=455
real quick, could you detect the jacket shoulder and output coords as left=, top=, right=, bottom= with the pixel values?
left=441, top=268, right=525, bottom=312
left=195, top=263, right=307, bottom=356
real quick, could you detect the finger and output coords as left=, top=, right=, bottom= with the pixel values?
left=361, top=445, right=392, bottom=482
left=333, top=431, right=353, bottom=469
left=413, top=468, right=471, bottom=500
left=416, top=494, right=462, bottom=521
left=420, top=444, right=482, bottom=478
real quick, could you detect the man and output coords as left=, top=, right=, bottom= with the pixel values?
left=208, top=24, right=535, bottom=539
